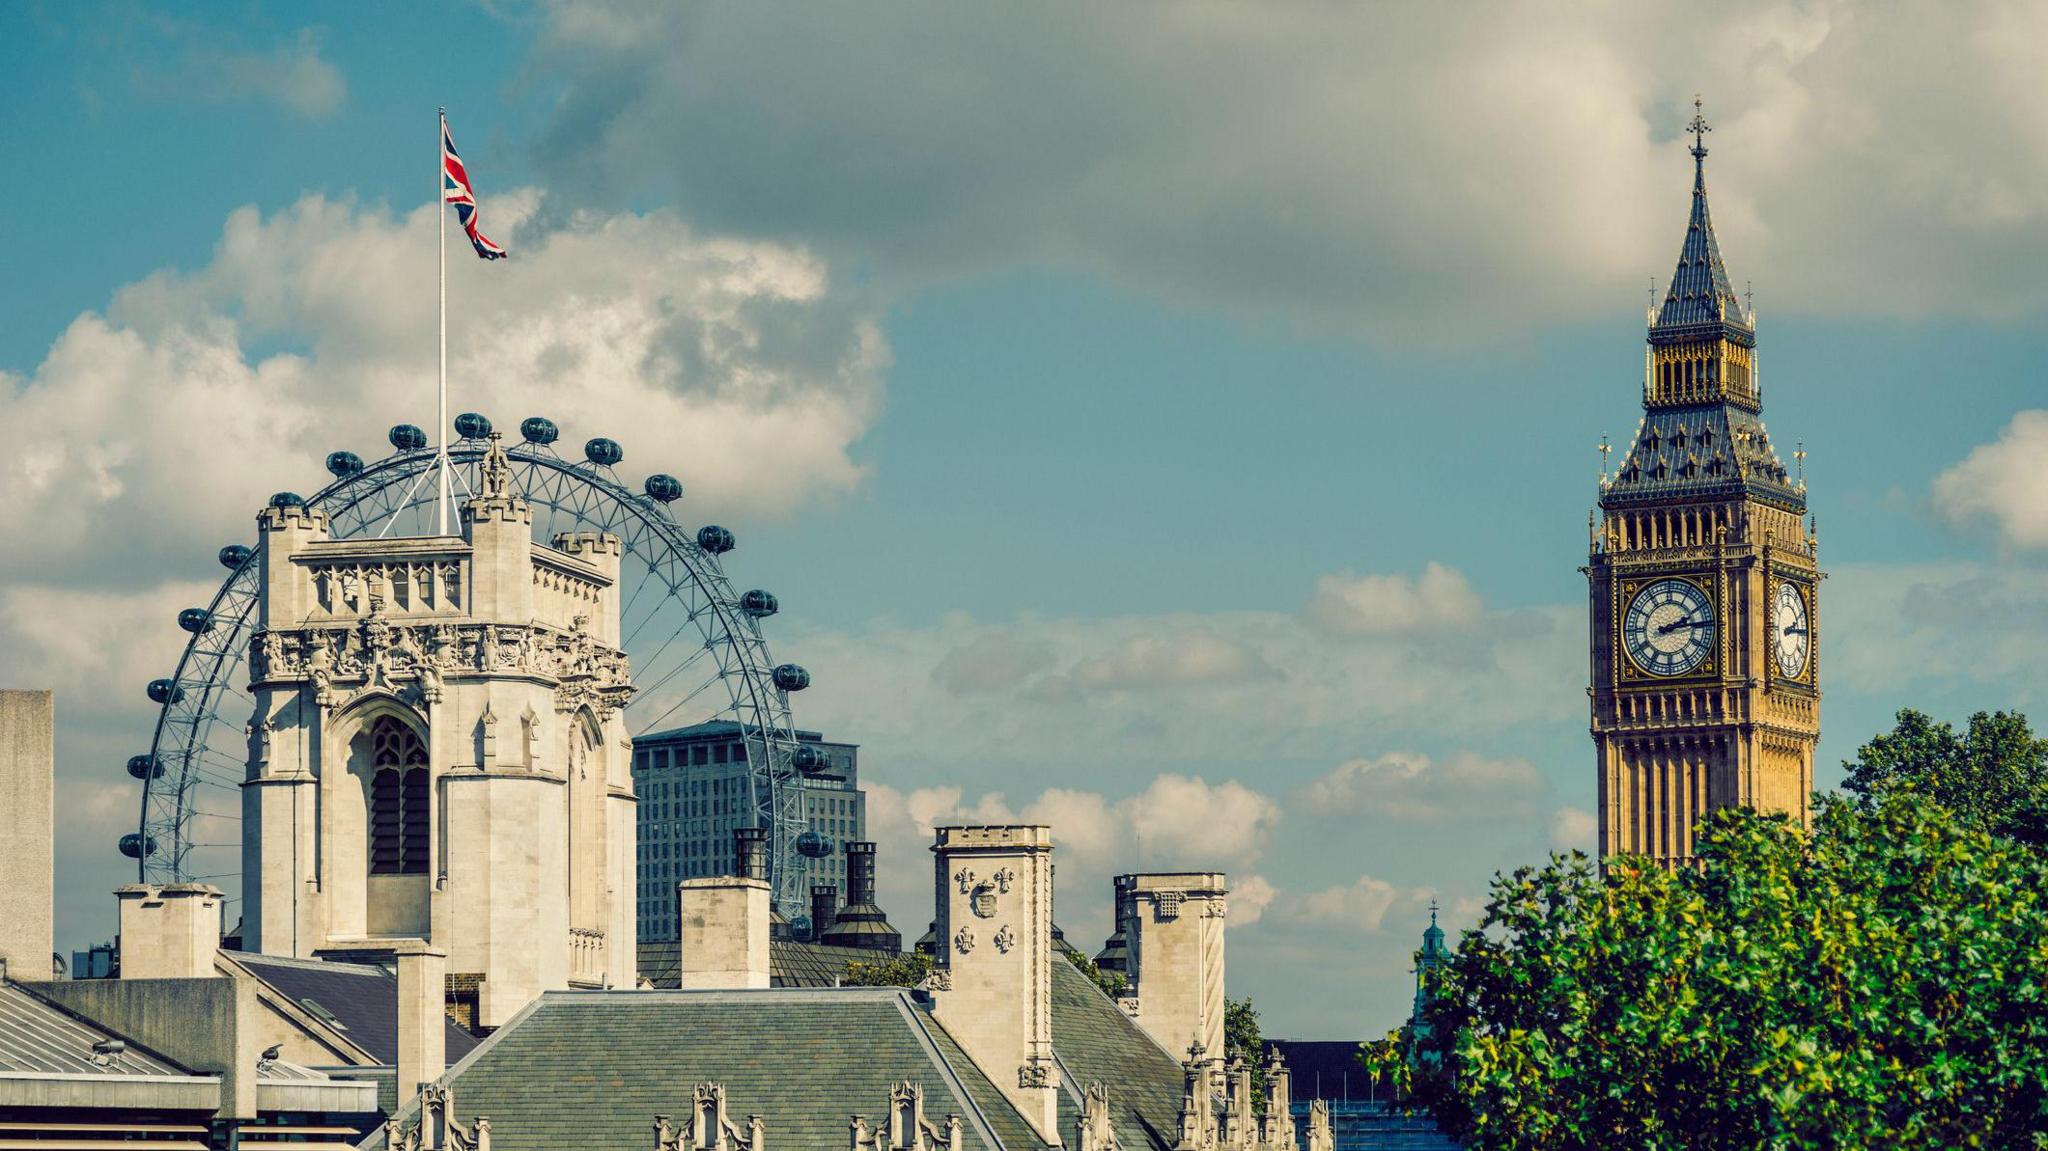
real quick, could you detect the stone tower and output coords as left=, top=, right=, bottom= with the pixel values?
left=241, top=435, right=637, bottom=1026
left=1587, top=103, right=1820, bottom=866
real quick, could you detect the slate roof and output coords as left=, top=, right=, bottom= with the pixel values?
left=227, top=952, right=480, bottom=1064
left=1601, top=390, right=1804, bottom=512
left=1653, top=152, right=1747, bottom=337
left=361, top=989, right=1036, bottom=1151
left=365, top=960, right=1192, bottom=1151
left=636, top=938, right=889, bottom=990
left=0, top=981, right=193, bottom=1077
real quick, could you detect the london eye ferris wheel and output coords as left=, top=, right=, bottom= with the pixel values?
left=125, top=413, right=824, bottom=920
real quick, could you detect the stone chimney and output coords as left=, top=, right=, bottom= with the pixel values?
left=734, top=827, right=769, bottom=880
left=929, top=825, right=1059, bottom=1141
left=810, top=884, right=839, bottom=945
left=678, top=873, right=771, bottom=990
left=1120, top=873, right=1228, bottom=1061
left=0, top=690, right=54, bottom=980
left=820, top=841, right=902, bottom=952
left=395, top=944, right=448, bottom=1107
left=115, top=883, right=224, bottom=979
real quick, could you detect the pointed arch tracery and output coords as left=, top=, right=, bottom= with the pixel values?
left=367, top=715, right=429, bottom=875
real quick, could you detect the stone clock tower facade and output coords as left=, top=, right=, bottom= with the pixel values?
left=1587, top=106, right=1820, bottom=866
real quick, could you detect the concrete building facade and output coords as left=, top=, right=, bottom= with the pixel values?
left=632, top=721, right=864, bottom=940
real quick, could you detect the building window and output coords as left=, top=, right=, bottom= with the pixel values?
left=369, top=716, right=429, bottom=876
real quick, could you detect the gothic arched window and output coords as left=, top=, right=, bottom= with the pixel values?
left=368, top=716, right=429, bottom=876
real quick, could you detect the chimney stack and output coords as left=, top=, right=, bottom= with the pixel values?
left=1119, top=873, right=1228, bottom=1061
left=677, top=871, right=771, bottom=989
left=929, top=825, right=1059, bottom=1141
left=820, top=841, right=902, bottom=952
left=394, top=944, right=448, bottom=1108
left=809, top=884, right=839, bottom=944
left=0, top=691, right=54, bottom=980
left=115, top=883, right=224, bottom=979
left=734, top=827, right=769, bottom=880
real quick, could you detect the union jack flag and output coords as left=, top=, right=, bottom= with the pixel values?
left=442, top=113, right=506, bottom=260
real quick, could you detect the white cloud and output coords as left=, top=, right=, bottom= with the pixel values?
left=1057, top=634, right=1272, bottom=693
left=1551, top=806, right=1597, bottom=852
left=532, top=2, right=2048, bottom=336
left=1298, top=874, right=1402, bottom=935
left=1934, top=410, right=2048, bottom=549
left=1231, top=874, right=1276, bottom=927
left=1124, top=774, right=1283, bottom=867
left=205, top=30, right=348, bottom=119
left=1306, top=751, right=1544, bottom=823
left=0, top=192, right=884, bottom=588
left=1304, top=564, right=1482, bottom=636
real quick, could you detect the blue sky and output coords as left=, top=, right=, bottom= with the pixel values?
left=6, top=3, right=2048, bottom=1036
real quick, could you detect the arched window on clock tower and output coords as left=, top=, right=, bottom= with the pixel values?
left=368, top=715, right=429, bottom=876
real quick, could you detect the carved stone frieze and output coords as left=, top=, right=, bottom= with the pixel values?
left=251, top=613, right=634, bottom=717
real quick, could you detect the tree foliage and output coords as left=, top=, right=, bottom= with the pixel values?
left=1062, top=944, right=1129, bottom=999
left=1225, top=996, right=1268, bottom=1114
left=842, top=950, right=935, bottom=987
left=1365, top=793, right=2048, bottom=1150
left=1843, top=708, right=2048, bottom=842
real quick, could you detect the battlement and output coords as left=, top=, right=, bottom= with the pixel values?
left=259, top=502, right=330, bottom=535
left=931, top=825, right=1052, bottom=852
left=552, top=531, right=623, bottom=559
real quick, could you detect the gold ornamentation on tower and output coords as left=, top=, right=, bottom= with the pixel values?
left=1585, top=100, right=1821, bottom=867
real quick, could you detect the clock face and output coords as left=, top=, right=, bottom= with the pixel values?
left=1774, top=582, right=1810, bottom=679
left=1622, top=578, right=1716, bottom=677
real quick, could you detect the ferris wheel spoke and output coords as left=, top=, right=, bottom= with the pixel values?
left=631, top=664, right=731, bottom=738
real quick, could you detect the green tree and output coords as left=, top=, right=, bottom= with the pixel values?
left=1843, top=708, right=2048, bottom=838
left=842, top=950, right=935, bottom=987
left=1061, top=945, right=1128, bottom=999
left=1224, top=996, right=1268, bottom=1114
left=1367, top=794, right=2048, bottom=1150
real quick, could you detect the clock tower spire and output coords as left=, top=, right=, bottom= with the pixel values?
left=1587, top=102, right=1820, bottom=867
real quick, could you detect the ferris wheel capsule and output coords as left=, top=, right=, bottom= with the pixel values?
left=118, top=833, right=157, bottom=859
left=585, top=438, right=624, bottom=466
left=127, top=755, right=162, bottom=780
left=795, top=830, right=833, bottom=858
left=644, top=474, right=683, bottom=503
left=773, top=664, right=810, bottom=692
left=325, top=451, right=364, bottom=478
left=389, top=424, right=429, bottom=451
left=520, top=416, right=559, bottom=445
left=791, top=744, right=826, bottom=774
left=177, top=609, right=211, bottom=634
left=454, top=412, right=493, bottom=440
left=740, top=590, right=779, bottom=618
left=147, top=679, right=184, bottom=705
left=697, top=526, right=735, bottom=554
left=217, top=545, right=253, bottom=570
left=268, top=492, right=305, bottom=510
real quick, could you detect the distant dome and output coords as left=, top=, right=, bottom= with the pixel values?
left=389, top=424, right=428, bottom=451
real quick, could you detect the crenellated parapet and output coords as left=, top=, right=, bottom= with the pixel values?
left=1173, top=1043, right=1298, bottom=1151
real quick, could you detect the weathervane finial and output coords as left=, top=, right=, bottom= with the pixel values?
left=1688, top=95, right=1712, bottom=164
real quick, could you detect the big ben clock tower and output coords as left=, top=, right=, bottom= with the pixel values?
left=1587, top=101, right=1820, bottom=866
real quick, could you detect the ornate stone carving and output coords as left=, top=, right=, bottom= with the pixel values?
left=953, top=869, right=976, bottom=894
left=1017, top=1061, right=1051, bottom=1089
left=953, top=927, right=974, bottom=955
left=250, top=619, right=633, bottom=718
left=993, top=924, right=1016, bottom=954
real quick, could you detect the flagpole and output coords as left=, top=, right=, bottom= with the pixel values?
left=437, top=107, right=450, bottom=536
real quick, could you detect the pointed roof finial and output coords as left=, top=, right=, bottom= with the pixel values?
left=1688, top=95, right=1711, bottom=166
